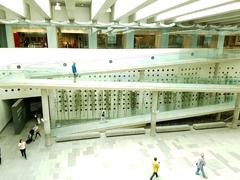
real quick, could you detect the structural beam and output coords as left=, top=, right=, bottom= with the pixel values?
left=156, top=0, right=234, bottom=22
left=33, top=0, right=51, bottom=18
left=0, top=0, right=26, bottom=17
left=135, top=0, right=190, bottom=21
left=175, top=2, right=240, bottom=22
left=64, top=0, right=75, bottom=21
left=1, top=79, right=240, bottom=93
left=114, top=0, right=156, bottom=21
left=91, top=0, right=116, bottom=20
left=194, top=11, right=240, bottom=23
left=220, top=18, right=240, bottom=25
left=205, top=16, right=240, bottom=24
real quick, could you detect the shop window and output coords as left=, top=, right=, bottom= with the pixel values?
left=97, top=33, right=123, bottom=49
left=58, top=33, right=88, bottom=48
left=14, top=32, right=48, bottom=48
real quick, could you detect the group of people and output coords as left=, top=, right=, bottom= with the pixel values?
left=150, top=153, right=207, bottom=179
left=26, top=124, right=41, bottom=144
left=18, top=124, right=41, bottom=160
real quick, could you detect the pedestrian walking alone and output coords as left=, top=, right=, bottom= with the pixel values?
left=150, top=157, right=159, bottom=180
left=18, top=139, right=27, bottom=159
left=196, top=153, right=207, bottom=179
left=72, top=62, right=77, bottom=83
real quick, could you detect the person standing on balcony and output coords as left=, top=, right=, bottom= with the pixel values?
left=72, top=62, right=77, bottom=83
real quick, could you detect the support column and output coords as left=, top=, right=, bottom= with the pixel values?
left=138, top=70, right=145, bottom=114
left=5, top=25, right=14, bottom=48
left=41, top=89, right=52, bottom=146
left=155, top=31, right=161, bottom=48
left=160, top=29, right=169, bottom=48
left=88, top=28, right=97, bottom=49
left=47, top=26, right=58, bottom=48
left=123, top=31, right=134, bottom=49
left=0, top=24, right=7, bottom=47
left=190, top=33, right=198, bottom=48
left=204, top=34, right=212, bottom=48
left=217, top=32, right=225, bottom=55
left=216, top=113, right=221, bottom=121
left=150, top=91, right=158, bottom=136
left=232, top=93, right=240, bottom=128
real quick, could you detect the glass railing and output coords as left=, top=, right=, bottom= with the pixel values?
left=0, top=49, right=239, bottom=83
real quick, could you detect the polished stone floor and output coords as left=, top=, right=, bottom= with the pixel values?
left=0, top=121, right=240, bottom=180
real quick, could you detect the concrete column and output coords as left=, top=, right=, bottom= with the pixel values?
left=5, top=25, right=14, bottom=48
left=204, top=34, right=212, bottom=48
left=232, top=93, right=240, bottom=128
left=123, top=31, right=134, bottom=49
left=160, top=29, right=169, bottom=48
left=47, top=26, right=58, bottom=48
left=138, top=70, right=145, bottom=114
left=0, top=24, right=7, bottom=47
left=41, top=89, right=52, bottom=146
left=190, top=33, right=198, bottom=48
left=216, top=113, right=221, bottom=121
left=150, top=91, right=158, bottom=136
left=155, top=31, right=161, bottom=48
left=88, top=28, right=97, bottom=49
left=217, top=32, right=225, bottom=55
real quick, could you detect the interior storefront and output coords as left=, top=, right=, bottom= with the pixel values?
left=13, top=27, right=47, bottom=48
left=97, top=33, right=123, bottom=48
left=57, top=28, right=88, bottom=48
left=134, top=31, right=156, bottom=48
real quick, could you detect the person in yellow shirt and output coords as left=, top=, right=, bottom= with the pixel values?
left=150, top=157, right=159, bottom=180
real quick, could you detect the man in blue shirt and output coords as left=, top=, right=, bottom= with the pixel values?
left=72, top=62, right=77, bottom=83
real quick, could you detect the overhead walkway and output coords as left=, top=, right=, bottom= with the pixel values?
left=52, top=102, right=235, bottom=137
left=1, top=78, right=240, bottom=93
left=22, top=56, right=240, bottom=79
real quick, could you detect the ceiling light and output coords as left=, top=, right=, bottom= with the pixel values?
left=175, top=2, right=240, bottom=22
left=55, top=2, right=61, bottom=11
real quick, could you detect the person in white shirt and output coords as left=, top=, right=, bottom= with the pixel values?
left=18, top=139, right=27, bottom=159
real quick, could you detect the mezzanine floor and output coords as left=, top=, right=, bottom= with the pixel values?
left=0, top=120, right=240, bottom=180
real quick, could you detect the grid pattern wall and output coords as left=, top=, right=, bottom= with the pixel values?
left=51, top=60, right=240, bottom=123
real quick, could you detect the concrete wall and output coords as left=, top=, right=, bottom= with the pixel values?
left=0, top=100, right=12, bottom=132
left=11, top=99, right=27, bottom=134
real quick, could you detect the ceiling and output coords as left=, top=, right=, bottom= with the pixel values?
left=0, top=0, right=240, bottom=32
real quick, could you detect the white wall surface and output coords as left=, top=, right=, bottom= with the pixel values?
left=0, top=99, right=12, bottom=132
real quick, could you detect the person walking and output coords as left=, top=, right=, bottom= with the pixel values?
left=18, top=139, right=27, bottom=159
left=150, top=157, right=159, bottom=180
left=72, top=62, right=77, bottom=83
left=100, top=111, right=105, bottom=122
left=196, top=153, right=207, bottom=179
left=32, top=124, right=41, bottom=141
